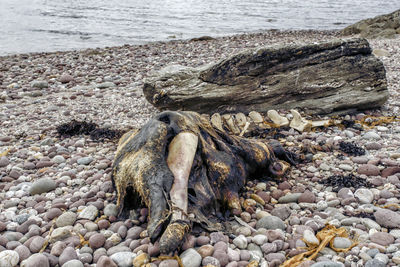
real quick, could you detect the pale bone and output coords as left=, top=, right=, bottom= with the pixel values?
left=235, top=113, right=247, bottom=128
left=289, top=109, right=312, bottom=132
left=210, top=113, right=224, bottom=132
left=222, top=114, right=241, bottom=135
left=311, top=120, right=331, bottom=128
left=267, top=110, right=289, bottom=127
left=248, top=111, right=264, bottom=123
left=239, top=121, right=250, bottom=137
left=167, top=132, right=198, bottom=222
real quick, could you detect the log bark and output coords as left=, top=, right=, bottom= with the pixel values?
left=143, top=38, right=388, bottom=115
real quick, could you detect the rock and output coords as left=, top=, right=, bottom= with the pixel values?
left=278, top=193, right=302, bottom=203
left=53, top=155, right=66, bottom=164
left=370, top=232, right=394, bottom=246
left=31, top=80, right=48, bottom=88
left=354, top=188, right=374, bottom=204
left=256, top=216, right=285, bottom=230
left=50, top=227, right=72, bottom=242
left=97, top=256, right=118, bottom=267
left=252, top=235, right=268, bottom=246
left=271, top=206, right=291, bottom=220
left=357, top=164, right=380, bottom=176
left=159, top=260, right=179, bottom=267
left=77, top=157, right=93, bottom=165
left=132, top=253, right=150, bottom=267
left=97, top=82, right=116, bottom=89
left=261, top=243, right=277, bottom=254
left=0, top=250, right=19, bottom=267
left=29, top=178, right=56, bottom=195
left=110, top=252, right=135, bottom=267
left=143, top=38, right=387, bottom=115
left=180, top=248, right=201, bottom=267
left=233, top=235, right=247, bottom=249
left=14, top=245, right=31, bottom=262
left=22, top=253, right=49, bottom=267
left=197, top=245, right=214, bottom=258
left=59, top=74, right=74, bottom=84
left=310, top=261, right=344, bottom=267
left=298, top=190, right=316, bottom=203
left=56, top=212, right=77, bottom=227
left=374, top=208, right=400, bottom=228
left=202, top=256, right=220, bottom=267
left=61, top=259, right=84, bottom=267
left=362, top=131, right=381, bottom=140
left=89, top=233, right=106, bottom=249
left=0, top=156, right=10, bottom=167
left=29, top=236, right=45, bottom=253
left=342, top=9, right=400, bottom=39
left=59, top=247, right=78, bottom=266
left=365, top=259, right=385, bottom=267
left=332, top=237, right=352, bottom=249
left=104, top=204, right=118, bottom=217
left=78, top=205, right=98, bottom=220
left=303, top=230, right=319, bottom=246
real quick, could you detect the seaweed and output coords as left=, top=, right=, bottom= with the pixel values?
left=320, top=174, right=373, bottom=192
left=56, top=120, right=123, bottom=141
left=339, top=141, right=365, bottom=156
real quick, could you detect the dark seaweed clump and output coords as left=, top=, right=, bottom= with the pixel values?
left=339, top=141, right=365, bottom=156
left=57, top=120, right=123, bottom=141
left=343, top=210, right=375, bottom=220
left=245, top=126, right=289, bottom=140
left=320, top=174, right=373, bottom=192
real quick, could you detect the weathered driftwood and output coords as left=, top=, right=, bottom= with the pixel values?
left=111, top=111, right=294, bottom=254
left=143, top=38, right=388, bottom=115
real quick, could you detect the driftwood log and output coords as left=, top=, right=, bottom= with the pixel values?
left=143, top=38, right=388, bottom=115
left=111, top=111, right=294, bottom=254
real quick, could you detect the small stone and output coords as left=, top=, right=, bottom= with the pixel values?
left=261, top=243, right=277, bottom=254
left=212, top=250, right=229, bottom=267
left=298, top=190, right=316, bottom=203
left=29, top=236, right=45, bottom=253
left=89, top=233, right=106, bottom=249
left=332, top=237, right=352, bottom=249
left=256, top=216, right=285, bottom=230
left=53, top=155, right=66, bottom=164
left=0, top=250, right=19, bottom=267
left=233, top=235, right=247, bottom=249
left=374, top=208, right=400, bottom=228
left=196, top=236, right=210, bottom=246
left=97, top=256, right=118, bottom=267
left=202, top=256, right=221, bottom=267
left=354, top=188, right=374, bottom=204
left=310, top=261, right=344, bottom=267
left=78, top=205, right=98, bottom=220
left=97, top=82, right=116, bottom=88
left=59, top=247, right=79, bottom=266
left=252, top=235, right=268, bottom=246
left=374, top=253, right=389, bottom=265
left=104, top=204, right=118, bottom=217
left=365, top=259, right=385, bottom=267
left=59, top=74, right=74, bottom=83
left=22, top=253, right=49, bottom=267
left=180, top=248, right=201, bottom=267
left=14, top=245, right=31, bottom=262
left=338, top=164, right=353, bottom=171
left=31, top=80, right=48, bottom=88
left=56, top=212, right=77, bottom=227
left=271, top=206, right=291, bottom=221
left=159, top=260, right=179, bottom=267
left=278, top=193, right=302, bottom=203
left=50, top=227, right=72, bottom=242
left=303, top=230, right=319, bottom=246
left=110, top=252, right=135, bottom=267
left=362, top=131, right=380, bottom=140
left=197, top=245, right=214, bottom=258
left=0, top=156, right=10, bottom=167
left=77, top=157, right=93, bottom=165
left=357, top=164, right=380, bottom=176
left=370, top=232, right=394, bottom=246
left=60, top=259, right=83, bottom=267
left=50, top=241, right=66, bottom=256
left=133, top=253, right=150, bottom=267
left=29, top=178, right=56, bottom=195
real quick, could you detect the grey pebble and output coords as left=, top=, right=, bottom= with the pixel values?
left=56, top=212, right=77, bottom=227
left=310, top=261, right=344, bottom=267
left=256, top=216, right=285, bottom=230
left=78, top=205, right=98, bottom=220
left=110, top=252, right=135, bottom=267
left=22, top=253, right=49, bottom=267
left=29, top=178, right=56, bottom=195
left=61, top=259, right=84, bottom=267
left=180, top=248, right=202, bottom=267
left=77, top=157, right=93, bottom=165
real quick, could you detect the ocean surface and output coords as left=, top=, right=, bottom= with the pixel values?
left=0, top=0, right=399, bottom=55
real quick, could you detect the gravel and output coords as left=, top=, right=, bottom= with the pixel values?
left=1, top=30, right=400, bottom=266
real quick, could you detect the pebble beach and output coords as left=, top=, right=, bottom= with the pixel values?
left=1, top=30, right=400, bottom=267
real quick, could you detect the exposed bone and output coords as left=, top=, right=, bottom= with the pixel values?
left=161, top=132, right=198, bottom=253
left=267, top=110, right=289, bottom=127
left=290, top=109, right=312, bottom=132
left=222, top=114, right=241, bottom=135
left=311, top=120, right=331, bottom=128
left=239, top=121, right=250, bottom=137
left=249, top=111, right=264, bottom=123
left=210, top=113, right=224, bottom=132
left=235, top=113, right=247, bottom=128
